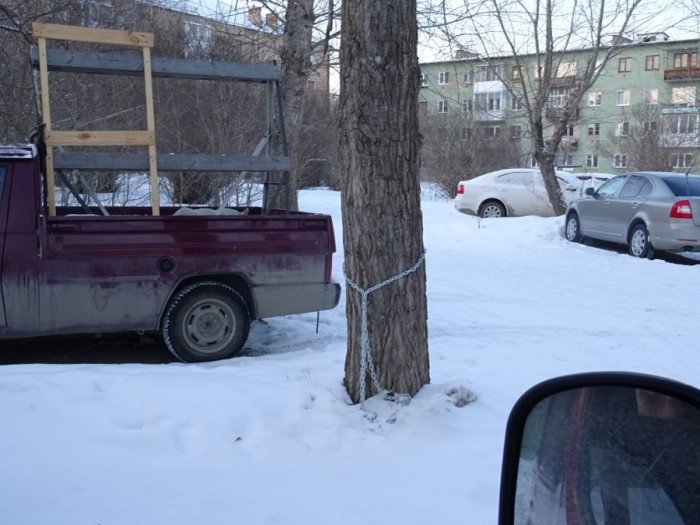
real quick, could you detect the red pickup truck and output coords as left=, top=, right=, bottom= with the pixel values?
left=0, top=145, right=340, bottom=361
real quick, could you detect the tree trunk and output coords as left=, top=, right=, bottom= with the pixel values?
left=537, top=155, right=567, bottom=215
left=532, top=117, right=566, bottom=215
left=273, top=0, right=315, bottom=211
left=338, top=0, right=429, bottom=404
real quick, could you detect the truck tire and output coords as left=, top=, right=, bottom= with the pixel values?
left=162, top=281, right=250, bottom=362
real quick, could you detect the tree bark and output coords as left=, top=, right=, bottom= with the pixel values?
left=338, top=0, right=429, bottom=404
left=273, top=0, right=316, bottom=211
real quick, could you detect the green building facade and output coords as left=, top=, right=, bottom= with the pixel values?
left=418, top=35, right=700, bottom=175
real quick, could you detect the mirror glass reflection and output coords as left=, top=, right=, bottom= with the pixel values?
left=515, top=386, right=699, bottom=524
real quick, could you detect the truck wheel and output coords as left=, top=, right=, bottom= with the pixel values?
left=162, top=281, right=250, bottom=362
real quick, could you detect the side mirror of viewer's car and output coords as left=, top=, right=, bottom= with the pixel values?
left=498, top=373, right=700, bottom=525
left=585, top=187, right=596, bottom=197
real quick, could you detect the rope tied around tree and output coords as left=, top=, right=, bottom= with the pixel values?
left=344, top=251, right=426, bottom=410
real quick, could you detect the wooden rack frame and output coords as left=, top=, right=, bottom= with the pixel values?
left=31, top=23, right=292, bottom=216
left=33, top=22, right=160, bottom=216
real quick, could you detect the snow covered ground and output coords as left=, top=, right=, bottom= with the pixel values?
left=1, top=188, right=699, bottom=524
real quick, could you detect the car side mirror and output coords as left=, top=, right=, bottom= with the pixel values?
left=585, top=187, right=596, bottom=197
left=498, top=373, right=700, bottom=525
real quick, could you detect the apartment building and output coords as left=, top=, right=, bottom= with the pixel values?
left=419, top=35, right=700, bottom=173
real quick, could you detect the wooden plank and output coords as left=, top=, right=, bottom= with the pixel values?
left=46, top=130, right=155, bottom=146
left=32, top=22, right=153, bottom=47
left=37, top=37, right=57, bottom=216
left=30, top=47, right=281, bottom=82
left=142, top=47, right=160, bottom=216
left=46, top=148, right=57, bottom=217
left=53, top=153, right=292, bottom=172
left=37, top=40, right=52, bottom=130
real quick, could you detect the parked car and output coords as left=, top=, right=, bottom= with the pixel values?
left=455, top=169, right=581, bottom=218
left=564, top=171, right=700, bottom=258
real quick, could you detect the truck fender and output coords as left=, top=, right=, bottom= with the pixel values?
left=157, top=273, right=257, bottom=330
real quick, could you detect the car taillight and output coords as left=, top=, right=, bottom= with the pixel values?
left=670, top=200, right=693, bottom=219
left=456, top=183, right=465, bottom=195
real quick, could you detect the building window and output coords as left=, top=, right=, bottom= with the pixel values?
left=671, top=153, right=694, bottom=168
left=616, top=122, right=630, bottom=137
left=643, top=121, right=658, bottom=133
left=420, top=72, right=428, bottom=87
left=483, top=125, right=501, bottom=137
left=556, top=62, right=577, bottom=77
left=462, top=100, right=473, bottom=112
left=462, top=69, right=473, bottom=83
left=645, top=55, right=660, bottom=70
left=556, top=154, right=573, bottom=166
left=184, top=21, right=212, bottom=55
left=668, top=114, right=697, bottom=134
left=510, top=125, right=522, bottom=140
left=475, top=65, right=503, bottom=82
left=418, top=100, right=428, bottom=115
left=671, top=86, right=696, bottom=106
left=588, top=123, right=600, bottom=136
left=530, top=156, right=539, bottom=168
left=618, top=57, right=632, bottom=73
left=306, top=80, right=316, bottom=91
left=511, top=96, right=523, bottom=110
left=438, top=100, right=448, bottom=113
left=643, top=89, right=659, bottom=104
left=439, top=71, right=449, bottom=85
left=475, top=92, right=503, bottom=110
left=673, top=52, right=698, bottom=69
left=588, top=92, right=602, bottom=106
left=549, top=87, right=569, bottom=108
left=613, top=154, right=628, bottom=168
left=617, top=90, right=630, bottom=106
left=564, top=124, right=575, bottom=137
left=511, top=66, right=522, bottom=80
left=586, top=154, right=599, bottom=168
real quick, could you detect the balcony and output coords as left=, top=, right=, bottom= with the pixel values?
left=550, top=76, right=576, bottom=88
left=473, top=109, right=506, bottom=122
left=664, top=67, right=700, bottom=81
left=545, top=106, right=580, bottom=120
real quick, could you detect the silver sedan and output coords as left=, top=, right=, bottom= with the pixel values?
left=564, top=171, right=700, bottom=258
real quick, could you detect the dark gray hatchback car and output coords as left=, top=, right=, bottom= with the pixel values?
left=564, top=171, right=700, bottom=258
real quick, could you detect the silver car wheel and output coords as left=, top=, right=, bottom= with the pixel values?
left=629, top=224, right=651, bottom=257
left=565, top=214, right=581, bottom=242
left=480, top=202, right=505, bottom=218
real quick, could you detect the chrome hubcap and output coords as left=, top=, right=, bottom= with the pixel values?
left=482, top=205, right=502, bottom=218
left=631, top=230, right=647, bottom=256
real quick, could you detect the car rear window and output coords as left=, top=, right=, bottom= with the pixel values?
left=662, top=176, right=700, bottom=196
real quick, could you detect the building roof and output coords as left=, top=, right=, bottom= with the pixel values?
left=419, top=37, right=700, bottom=66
